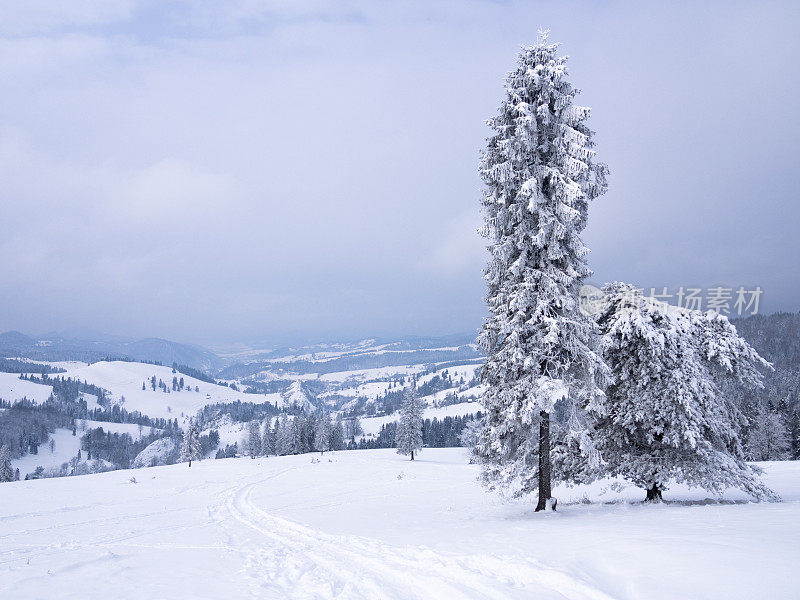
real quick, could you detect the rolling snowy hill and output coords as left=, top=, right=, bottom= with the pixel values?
left=10, top=421, right=161, bottom=478
left=1, top=355, right=487, bottom=471
left=53, top=361, right=281, bottom=421
left=0, top=372, right=53, bottom=404
left=2, top=449, right=799, bottom=600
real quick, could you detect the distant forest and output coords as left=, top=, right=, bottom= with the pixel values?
left=730, top=312, right=800, bottom=459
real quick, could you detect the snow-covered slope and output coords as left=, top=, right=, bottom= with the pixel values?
left=76, top=420, right=159, bottom=439
left=132, top=437, right=177, bottom=468
left=2, top=450, right=799, bottom=599
left=11, top=422, right=160, bottom=477
left=359, top=402, right=483, bottom=436
left=282, top=380, right=315, bottom=412
left=10, top=428, right=82, bottom=476
left=0, top=372, right=53, bottom=404
left=53, top=361, right=279, bottom=421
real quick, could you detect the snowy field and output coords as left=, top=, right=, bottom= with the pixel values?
left=10, top=428, right=82, bottom=476
left=0, top=372, right=53, bottom=404
left=360, top=402, right=483, bottom=436
left=11, top=422, right=161, bottom=477
left=1, top=449, right=798, bottom=600
left=53, top=361, right=281, bottom=420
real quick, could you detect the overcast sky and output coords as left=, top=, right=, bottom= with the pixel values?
left=1, top=1, right=798, bottom=346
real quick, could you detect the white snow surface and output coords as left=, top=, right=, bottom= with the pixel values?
left=283, top=380, right=315, bottom=412
left=3, top=449, right=797, bottom=600
left=360, top=402, right=483, bottom=436
left=131, top=437, right=177, bottom=468
left=319, top=364, right=425, bottom=383
left=11, top=422, right=160, bottom=477
left=10, top=428, right=82, bottom=476
left=53, top=361, right=279, bottom=421
left=77, top=420, right=159, bottom=439
left=0, top=372, right=53, bottom=404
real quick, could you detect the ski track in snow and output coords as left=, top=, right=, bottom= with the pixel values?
left=217, top=469, right=614, bottom=600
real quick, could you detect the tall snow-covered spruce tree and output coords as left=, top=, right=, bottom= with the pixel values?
left=477, top=33, right=609, bottom=510
left=396, top=384, right=424, bottom=460
left=596, top=283, right=776, bottom=502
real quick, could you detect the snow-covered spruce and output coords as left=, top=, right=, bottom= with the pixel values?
left=476, top=32, right=609, bottom=509
left=330, top=414, right=345, bottom=451
left=0, top=444, right=15, bottom=482
left=595, top=283, right=777, bottom=502
left=396, top=384, right=424, bottom=460
left=314, top=412, right=331, bottom=454
left=276, top=414, right=294, bottom=456
left=745, top=407, right=791, bottom=461
left=247, top=420, right=262, bottom=458
left=180, top=423, right=202, bottom=467
left=263, top=419, right=277, bottom=456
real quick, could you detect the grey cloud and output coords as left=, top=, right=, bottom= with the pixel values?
left=0, top=1, right=798, bottom=344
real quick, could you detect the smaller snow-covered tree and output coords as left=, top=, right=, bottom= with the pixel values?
left=0, top=445, right=14, bottom=483
left=596, top=283, right=776, bottom=501
left=314, top=413, right=331, bottom=454
left=459, top=417, right=485, bottom=464
left=248, top=421, right=262, bottom=458
left=180, top=424, right=202, bottom=467
left=396, top=385, right=425, bottom=460
left=746, top=407, right=791, bottom=461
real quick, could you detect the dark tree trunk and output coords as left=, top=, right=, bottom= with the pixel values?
left=535, top=410, right=552, bottom=512
left=410, top=450, right=415, bottom=461
left=645, top=484, right=662, bottom=502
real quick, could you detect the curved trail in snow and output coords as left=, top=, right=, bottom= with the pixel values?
left=218, top=471, right=615, bottom=600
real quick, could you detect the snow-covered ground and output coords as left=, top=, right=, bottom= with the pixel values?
left=11, top=422, right=160, bottom=477
left=2, top=449, right=798, bottom=599
left=53, top=361, right=281, bottom=421
left=78, top=420, right=160, bottom=440
left=319, top=364, right=426, bottom=383
left=318, top=363, right=481, bottom=405
left=360, top=402, right=483, bottom=436
left=10, top=428, right=82, bottom=476
left=0, top=372, right=53, bottom=404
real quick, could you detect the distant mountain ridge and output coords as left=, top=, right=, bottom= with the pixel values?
left=0, top=330, right=221, bottom=371
left=216, top=333, right=482, bottom=379
left=0, top=330, right=482, bottom=376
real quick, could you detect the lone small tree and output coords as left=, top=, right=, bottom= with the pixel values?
left=477, top=32, right=609, bottom=510
left=396, top=385, right=424, bottom=460
left=0, top=445, right=14, bottom=483
left=180, top=423, right=202, bottom=467
left=596, top=283, right=776, bottom=502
